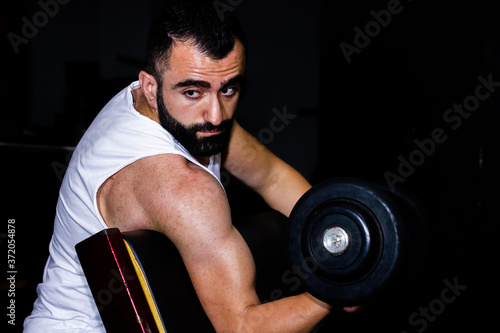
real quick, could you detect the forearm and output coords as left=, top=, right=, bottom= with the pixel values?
left=224, top=123, right=311, bottom=217
left=240, top=292, right=331, bottom=333
left=259, top=159, right=311, bottom=217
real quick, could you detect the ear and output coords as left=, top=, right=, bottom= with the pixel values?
left=138, top=71, right=159, bottom=110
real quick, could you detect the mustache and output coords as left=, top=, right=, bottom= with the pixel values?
left=188, top=119, right=234, bottom=133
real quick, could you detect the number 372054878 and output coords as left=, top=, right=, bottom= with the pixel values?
left=7, top=219, right=16, bottom=270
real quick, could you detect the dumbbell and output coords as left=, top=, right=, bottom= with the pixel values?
left=285, top=178, right=430, bottom=306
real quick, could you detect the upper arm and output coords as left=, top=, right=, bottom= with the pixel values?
left=99, top=154, right=329, bottom=332
left=132, top=155, right=260, bottom=331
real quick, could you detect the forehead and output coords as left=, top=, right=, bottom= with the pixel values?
left=163, top=40, right=245, bottom=85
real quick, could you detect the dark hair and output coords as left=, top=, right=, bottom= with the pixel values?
left=145, top=0, right=247, bottom=84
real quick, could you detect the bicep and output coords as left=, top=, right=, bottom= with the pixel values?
left=145, top=165, right=260, bottom=331
left=184, top=225, right=260, bottom=331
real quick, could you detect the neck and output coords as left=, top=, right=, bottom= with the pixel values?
left=133, top=88, right=160, bottom=123
left=195, top=155, right=210, bottom=167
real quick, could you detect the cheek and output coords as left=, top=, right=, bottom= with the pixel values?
left=221, top=97, right=240, bottom=118
left=161, top=93, right=194, bottom=125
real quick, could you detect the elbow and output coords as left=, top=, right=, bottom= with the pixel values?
left=234, top=304, right=258, bottom=333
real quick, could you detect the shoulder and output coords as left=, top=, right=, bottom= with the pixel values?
left=98, top=153, right=228, bottom=237
left=136, top=153, right=227, bottom=216
left=135, top=153, right=233, bottom=260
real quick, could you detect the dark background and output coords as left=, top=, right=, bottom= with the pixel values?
left=1, top=0, right=498, bottom=332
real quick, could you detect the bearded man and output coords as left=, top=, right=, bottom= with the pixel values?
left=24, top=1, right=357, bottom=331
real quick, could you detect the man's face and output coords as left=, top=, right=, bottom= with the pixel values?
left=156, top=40, right=245, bottom=157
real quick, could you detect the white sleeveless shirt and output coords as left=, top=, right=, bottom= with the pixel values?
left=24, top=81, right=223, bottom=332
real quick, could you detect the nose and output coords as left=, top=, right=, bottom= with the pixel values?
left=203, top=95, right=223, bottom=126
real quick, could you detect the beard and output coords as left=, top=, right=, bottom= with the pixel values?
left=156, top=91, right=234, bottom=157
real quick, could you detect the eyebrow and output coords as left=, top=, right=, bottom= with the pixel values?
left=220, top=74, right=244, bottom=90
left=172, top=74, right=244, bottom=91
left=172, top=79, right=211, bottom=90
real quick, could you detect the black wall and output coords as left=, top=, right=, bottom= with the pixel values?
left=317, top=1, right=499, bottom=332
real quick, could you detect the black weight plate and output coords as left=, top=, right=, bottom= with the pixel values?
left=376, top=183, right=433, bottom=287
left=303, top=199, right=381, bottom=283
left=285, top=178, right=408, bottom=306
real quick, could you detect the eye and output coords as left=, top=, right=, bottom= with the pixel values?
left=220, top=86, right=237, bottom=97
left=184, top=90, right=201, bottom=99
